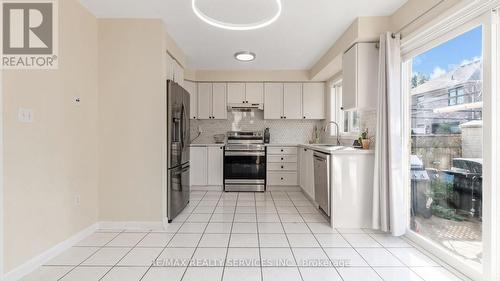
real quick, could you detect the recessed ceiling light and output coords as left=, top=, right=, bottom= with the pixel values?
left=192, top=0, right=282, bottom=31
left=234, top=51, right=256, bottom=62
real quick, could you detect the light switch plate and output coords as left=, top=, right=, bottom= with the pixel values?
left=18, top=108, right=33, bottom=123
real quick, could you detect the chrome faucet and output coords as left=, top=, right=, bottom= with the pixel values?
left=324, top=121, right=341, bottom=146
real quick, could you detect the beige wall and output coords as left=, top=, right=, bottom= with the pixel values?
left=309, top=17, right=389, bottom=81
left=2, top=0, right=99, bottom=272
left=310, top=0, right=461, bottom=81
left=98, top=19, right=166, bottom=222
left=191, top=70, right=312, bottom=82
left=390, top=0, right=461, bottom=36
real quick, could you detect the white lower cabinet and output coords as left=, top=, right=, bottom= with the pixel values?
left=267, top=172, right=297, bottom=186
left=190, top=147, right=208, bottom=186
left=190, top=145, right=224, bottom=186
left=299, top=147, right=315, bottom=199
left=207, top=146, right=224, bottom=185
left=331, top=153, right=375, bottom=228
left=267, top=146, right=298, bottom=186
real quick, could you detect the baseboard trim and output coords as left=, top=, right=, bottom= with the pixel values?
left=190, top=185, right=223, bottom=191
left=4, top=223, right=99, bottom=281
left=4, top=221, right=165, bottom=281
left=266, top=185, right=302, bottom=192
left=98, top=221, right=164, bottom=231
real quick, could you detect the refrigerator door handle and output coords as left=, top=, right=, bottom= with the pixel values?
left=180, top=103, right=185, bottom=149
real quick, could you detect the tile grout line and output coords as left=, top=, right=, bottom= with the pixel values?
left=138, top=190, right=208, bottom=281
left=253, top=192, right=264, bottom=281
left=176, top=190, right=224, bottom=281
left=285, top=191, right=347, bottom=281
left=98, top=229, right=153, bottom=280
left=55, top=230, right=127, bottom=280
left=336, top=227, right=402, bottom=280
left=221, top=191, right=239, bottom=281
left=271, top=191, right=305, bottom=281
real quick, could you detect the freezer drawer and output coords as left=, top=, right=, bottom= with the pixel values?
left=167, top=164, right=190, bottom=222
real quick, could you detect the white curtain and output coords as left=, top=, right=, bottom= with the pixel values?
left=373, top=32, right=406, bottom=236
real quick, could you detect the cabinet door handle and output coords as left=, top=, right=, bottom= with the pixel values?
left=303, top=116, right=306, bottom=119
left=281, top=177, right=284, bottom=180
left=281, top=165, right=284, bottom=169
left=284, top=116, right=287, bottom=119
left=281, top=157, right=284, bottom=160
left=281, top=149, right=284, bottom=152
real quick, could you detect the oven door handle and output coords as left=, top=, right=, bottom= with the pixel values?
left=225, top=151, right=266, bottom=157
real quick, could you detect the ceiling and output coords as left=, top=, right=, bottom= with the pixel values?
left=79, top=0, right=407, bottom=70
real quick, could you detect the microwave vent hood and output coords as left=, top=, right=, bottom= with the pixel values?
left=227, top=103, right=264, bottom=112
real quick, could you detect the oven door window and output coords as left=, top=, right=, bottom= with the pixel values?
left=224, top=155, right=266, bottom=180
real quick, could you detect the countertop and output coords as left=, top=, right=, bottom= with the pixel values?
left=266, top=143, right=373, bottom=155
left=190, top=143, right=374, bottom=154
left=298, top=144, right=375, bottom=155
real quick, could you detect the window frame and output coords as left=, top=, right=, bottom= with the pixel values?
left=329, top=80, right=360, bottom=137
left=448, top=87, right=466, bottom=106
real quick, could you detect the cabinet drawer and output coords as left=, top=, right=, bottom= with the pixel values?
left=267, top=172, right=298, bottom=186
left=267, top=155, right=297, bottom=163
left=267, top=147, right=297, bottom=155
left=267, top=162, right=297, bottom=171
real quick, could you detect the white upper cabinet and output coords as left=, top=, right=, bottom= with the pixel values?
left=227, top=82, right=264, bottom=104
left=342, top=42, right=379, bottom=111
left=184, top=81, right=198, bottom=120
left=197, top=83, right=227, bottom=120
left=264, top=83, right=284, bottom=119
left=227, top=83, right=246, bottom=104
left=302, top=83, right=325, bottom=120
left=212, top=83, right=227, bottom=119
left=283, top=83, right=302, bottom=120
left=197, top=83, right=212, bottom=120
left=245, top=83, right=264, bottom=104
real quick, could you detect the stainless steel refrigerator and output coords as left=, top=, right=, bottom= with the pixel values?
left=167, top=80, right=190, bottom=223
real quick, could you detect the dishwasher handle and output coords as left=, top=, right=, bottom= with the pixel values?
left=313, top=152, right=330, bottom=161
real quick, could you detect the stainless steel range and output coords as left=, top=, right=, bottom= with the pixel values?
left=224, top=131, right=266, bottom=192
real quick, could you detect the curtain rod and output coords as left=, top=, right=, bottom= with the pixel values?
left=391, top=0, right=446, bottom=38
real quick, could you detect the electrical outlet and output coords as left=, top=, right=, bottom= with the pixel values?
left=74, top=195, right=81, bottom=206
left=18, top=108, right=33, bottom=123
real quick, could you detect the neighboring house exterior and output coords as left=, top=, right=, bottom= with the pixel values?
left=410, top=60, right=483, bottom=135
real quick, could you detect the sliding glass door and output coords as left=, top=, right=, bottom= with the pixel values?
left=401, top=7, right=500, bottom=279
left=408, top=25, right=484, bottom=270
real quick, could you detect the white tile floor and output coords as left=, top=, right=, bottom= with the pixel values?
left=22, top=191, right=466, bottom=281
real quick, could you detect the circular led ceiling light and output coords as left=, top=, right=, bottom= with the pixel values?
left=192, top=0, right=282, bottom=31
left=234, top=51, right=256, bottom=62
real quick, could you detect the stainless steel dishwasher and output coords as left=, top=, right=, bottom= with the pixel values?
left=313, top=151, right=331, bottom=216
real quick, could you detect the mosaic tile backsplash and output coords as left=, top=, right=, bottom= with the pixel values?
left=190, top=111, right=322, bottom=144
